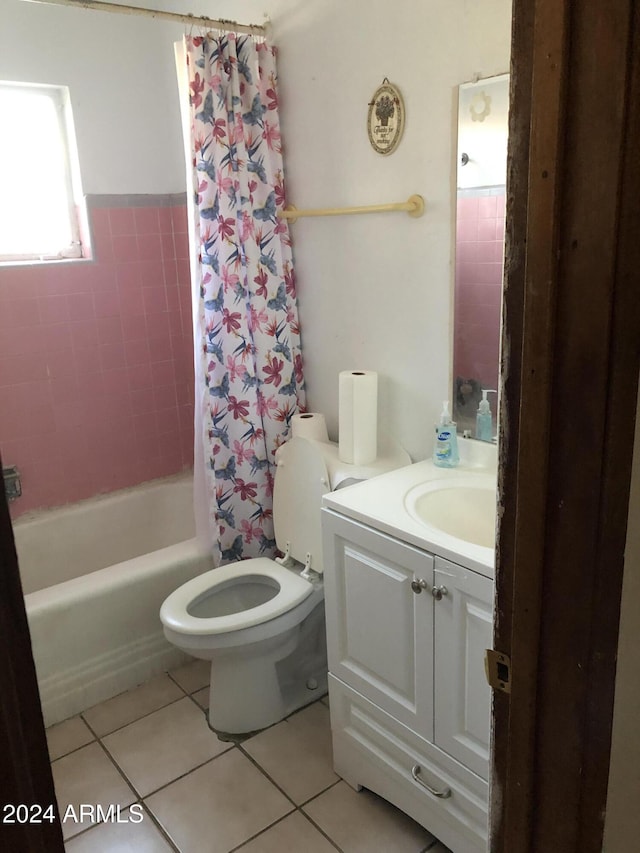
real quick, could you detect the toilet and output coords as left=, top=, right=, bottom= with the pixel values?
left=160, top=436, right=334, bottom=735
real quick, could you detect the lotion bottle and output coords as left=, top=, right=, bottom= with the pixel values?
left=433, top=401, right=459, bottom=468
left=476, top=390, right=496, bottom=442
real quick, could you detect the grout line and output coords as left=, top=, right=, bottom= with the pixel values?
left=282, top=693, right=329, bottom=723
left=226, top=810, right=297, bottom=853
left=48, top=735, right=97, bottom=764
left=53, top=738, right=140, bottom=845
left=298, top=776, right=342, bottom=808
left=80, top=692, right=188, bottom=740
left=296, top=779, right=345, bottom=852
left=185, top=689, right=209, bottom=717
left=236, top=743, right=299, bottom=808
left=94, top=737, right=142, bottom=802
left=90, top=722, right=185, bottom=810
left=59, top=802, right=182, bottom=853
left=137, top=748, right=233, bottom=800
left=165, top=668, right=209, bottom=696
left=136, top=802, right=181, bottom=853
left=295, top=808, right=344, bottom=852
left=78, top=713, right=102, bottom=741
left=63, top=822, right=97, bottom=844
left=85, top=708, right=222, bottom=852
left=225, top=780, right=343, bottom=853
left=234, top=745, right=344, bottom=852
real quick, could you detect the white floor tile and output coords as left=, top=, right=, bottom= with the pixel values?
left=82, top=674, right=184, bottom=737
left=102, top=696, right=231, bottom=797
left=243, top=701, right=338, bottom=804
left=52, top=743, right=135, bottom=840
left=235, top=811, right=336, bottom=852
left=64, top=805, right=172, bottom=852
left=303, top=780, right=435, bottom=853
left=191, top=686, right=209, bottom=711
left=168, top=659, right=210, bottom=693
left=146, top=748, right=293, bottom=853
left=47, top=716, right=94, bottom=761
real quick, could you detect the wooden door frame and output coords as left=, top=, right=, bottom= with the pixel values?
left=0, top=456, right=64, bottom=852
left=492, top=0, right=640, bottom=851
left=0, top=3, right=639, bottom=852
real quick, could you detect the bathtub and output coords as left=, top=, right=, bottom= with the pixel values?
left=12, top=474, right=212, bottom=726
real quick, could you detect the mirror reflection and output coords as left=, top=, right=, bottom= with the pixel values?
left=452, top=73, right=509, bottom=438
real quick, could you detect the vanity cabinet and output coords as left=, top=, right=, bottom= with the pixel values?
left=322, top=508, right=493, bottom=853
left=433, top=557, right=493, bottom=780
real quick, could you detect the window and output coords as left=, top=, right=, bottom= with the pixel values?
left=0, top=81, right=85, bottom=262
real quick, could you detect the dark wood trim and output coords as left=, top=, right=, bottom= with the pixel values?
left=493, top=0, right=569, bottom=846
left=0, top=458, right=64, bottom=852
left=490, top=0, right=534, bottom=844
left=576, top=3, right=640, bottom=845
left=492, top=1, right=640, bottom=851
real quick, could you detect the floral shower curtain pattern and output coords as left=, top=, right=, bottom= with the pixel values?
left=185, top=33, right=306, bottom=564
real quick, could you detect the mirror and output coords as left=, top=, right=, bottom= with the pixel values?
left=452, top=73, right=509, bottom=438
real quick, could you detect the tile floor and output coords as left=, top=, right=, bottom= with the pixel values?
left=46, top=659, right=453, bottom=852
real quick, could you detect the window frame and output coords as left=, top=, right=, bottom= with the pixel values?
left=0, top=81, right=85, bottom=264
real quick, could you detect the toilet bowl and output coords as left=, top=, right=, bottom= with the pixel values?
left=160, top=437, right=331, bottom=734
left=161, top=558, right=326, bottom=733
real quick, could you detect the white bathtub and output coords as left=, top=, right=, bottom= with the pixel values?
left=12, top=474, right=212, bottom=726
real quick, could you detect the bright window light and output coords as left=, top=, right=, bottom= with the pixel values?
left=0, top=82, right=84, bottom=262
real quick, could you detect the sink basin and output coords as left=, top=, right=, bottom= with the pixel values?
left=404, top=475, right=497, bottom=549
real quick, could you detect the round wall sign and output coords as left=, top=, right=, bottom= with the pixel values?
left=367, top=79, right=405, bottom=155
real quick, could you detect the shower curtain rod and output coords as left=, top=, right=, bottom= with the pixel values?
left=19, top=0, right=268, bottom=36
left=280, top=194, right=426, bottom=223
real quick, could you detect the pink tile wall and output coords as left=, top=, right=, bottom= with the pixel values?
left=453, top=191, right=505, bottom=390
left=0, top=200, right=194, bottom=518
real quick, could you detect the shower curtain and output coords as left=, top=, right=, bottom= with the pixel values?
left=183, top=33, right=306, bottom=564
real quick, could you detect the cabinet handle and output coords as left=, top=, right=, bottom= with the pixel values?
left=411, top=764, right=452, bottom=799
left=431, top=585, right=448, bottom=600
left=411, top=579, right=428, bottom=594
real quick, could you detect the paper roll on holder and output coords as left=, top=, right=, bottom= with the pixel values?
left=291, top=411, right=329, bottom=443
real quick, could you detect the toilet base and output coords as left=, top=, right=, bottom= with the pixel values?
left=207, top=601, right=327, bottom=734
left=208, top=664, right=328, bottom=739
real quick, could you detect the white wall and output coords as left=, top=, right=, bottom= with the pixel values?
left=267, top=0, right=512, bottom=458
left=1, top=0, right=185, bottom=193
left=1, top=0, right=512, bottom=459
left=457, top=74, right=510, bottom=189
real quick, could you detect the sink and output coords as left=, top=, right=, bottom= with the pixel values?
left=404, top=475, right=497, bottom=549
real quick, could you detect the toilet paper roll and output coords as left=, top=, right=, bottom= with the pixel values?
left=291, top=412, right=329, bottom=443
left=338, top=370, right=378, bottom=465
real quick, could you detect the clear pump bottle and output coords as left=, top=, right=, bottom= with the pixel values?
left=433, top=401, right=459, bottom=468
left=475, top=390, right=496, bottom=442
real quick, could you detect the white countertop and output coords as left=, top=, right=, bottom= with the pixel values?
left=322, top=439, right=497, bottom=579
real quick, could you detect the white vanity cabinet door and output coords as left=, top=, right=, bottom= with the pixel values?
left=433, top=557, right=493, bottom=780
left=322, top=509, right=435, bottom=737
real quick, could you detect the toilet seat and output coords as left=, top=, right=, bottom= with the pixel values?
left=160, top=557, right=314, bottom=636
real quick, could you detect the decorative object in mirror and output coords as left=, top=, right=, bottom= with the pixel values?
left=452, top=73, right=509, bottom=437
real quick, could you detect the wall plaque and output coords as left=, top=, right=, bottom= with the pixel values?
left=367, top=78, right=405, bottom=155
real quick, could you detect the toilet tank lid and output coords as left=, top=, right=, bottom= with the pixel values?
left=273, top=437, right=331, bottom=574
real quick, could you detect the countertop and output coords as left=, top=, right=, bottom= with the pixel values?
left=322, top=439, right=497, bottom=579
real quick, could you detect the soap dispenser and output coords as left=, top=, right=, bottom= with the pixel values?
left=433, top=401, right=460, bottom=468
left=476, top=389, right=496, bottom=442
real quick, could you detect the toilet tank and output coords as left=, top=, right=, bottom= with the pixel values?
left=273, top=437, right=331, bottom=574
